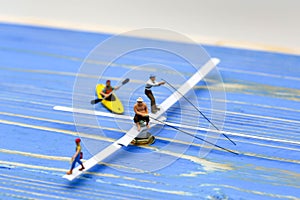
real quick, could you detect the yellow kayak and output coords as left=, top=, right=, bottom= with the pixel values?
left=96, top=84, right=124, bottom=114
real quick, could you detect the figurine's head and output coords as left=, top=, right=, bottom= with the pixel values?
left=137, top=97, right=144, bottom=104
left=150, top=74, right=156, bottom=81
left=75, top=138, right=81, bottom=144
left=106, top=80, right=111, bottom=87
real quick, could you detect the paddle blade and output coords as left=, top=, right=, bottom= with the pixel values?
left=122, top=78, right=130, bottom=85
left=90, top=98, right=102, bottom=104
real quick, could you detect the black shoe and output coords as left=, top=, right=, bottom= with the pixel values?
left=79, top=167, right=85, bottom=171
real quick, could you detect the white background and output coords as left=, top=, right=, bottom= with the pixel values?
left=0, top=0, right=299, bottom=54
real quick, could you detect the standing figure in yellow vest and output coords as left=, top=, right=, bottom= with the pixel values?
left=67, top=138, right=85, bottom=175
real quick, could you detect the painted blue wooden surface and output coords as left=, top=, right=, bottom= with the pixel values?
left=0, top=23, right=299, bottom=200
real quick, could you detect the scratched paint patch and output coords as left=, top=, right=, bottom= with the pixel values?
left=179, top=171, right=207, bottom=177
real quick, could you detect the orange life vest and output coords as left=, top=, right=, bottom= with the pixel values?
left=103, top=86, right=113, bottom=94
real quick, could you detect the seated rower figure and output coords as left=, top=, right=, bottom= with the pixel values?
left=133, top=97, right=150, bottom=131
left=100, top=80, right=120, bottom=101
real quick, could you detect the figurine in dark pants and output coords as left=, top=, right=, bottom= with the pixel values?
left=133, top=97, right=150, bottom=131
left=145, top=74, right=165, bottom=113
left=67, top=138, right=85, bottom=175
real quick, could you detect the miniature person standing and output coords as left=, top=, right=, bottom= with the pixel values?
left=133, top=97, right=150, bottom=131
left=145, top=74, right=165, bottom=113
left=67, top=138, right=85, bottom=175
left=100, top=80, right=120, bottom=101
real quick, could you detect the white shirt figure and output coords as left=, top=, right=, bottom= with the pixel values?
left=144, top=74, right=165, bottom=113
left=145, top=79, right=161, bottom=90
